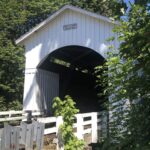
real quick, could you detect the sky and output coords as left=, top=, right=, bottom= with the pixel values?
left=124, top=0, right=135, bottom=12
left=124, top=0, right=134, bottom=8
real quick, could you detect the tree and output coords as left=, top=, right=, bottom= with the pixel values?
left=0, top=38, right=24, bottom=110
left=0, top=0, right=27, bottom=110
left=96, top=2, right=150, bottom=149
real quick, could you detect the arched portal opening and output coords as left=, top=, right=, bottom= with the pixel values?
left=38, top=45, right=105, bottom=114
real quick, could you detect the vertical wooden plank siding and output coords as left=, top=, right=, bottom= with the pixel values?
left=36, top=69, right=59, bottom=112
left=22, top=8, right=120, bottom=111
left=23, top=69, right=59, bottom=111
left=24, top=9, right=119, bottom=69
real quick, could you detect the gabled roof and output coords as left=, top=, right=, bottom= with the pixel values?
left=16, top=5, right=118, bottom=45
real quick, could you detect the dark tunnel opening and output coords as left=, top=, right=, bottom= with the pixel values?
left=38, top=45, right=105, bottom=113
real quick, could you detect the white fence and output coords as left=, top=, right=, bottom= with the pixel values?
left=0, top=110, right=43, bottom=122
left=0, top=110, right=108, bottom=149
left=0, top=121, right=45, bottom=150
left=37, top=112, right=107, bottom=143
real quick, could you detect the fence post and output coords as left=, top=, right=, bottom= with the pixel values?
left=56, top=116, right=64, bottom=150
left=76, top=114, right=83, bottom=140
left=26, top=110, right=32, bottom=123
left=91, top=112, right=98, bottom=143
left=9, top=111, right=12, bottom=118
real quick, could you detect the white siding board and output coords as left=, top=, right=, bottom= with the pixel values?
left=90, top=17, right=94, bottom=49
left=74, top=11, right=80, bottom=45
left=23, top=69, right=59, bottom=111
left=68, top=10, right=73, bottom=44
left=79, top=12, right=85, bottom=46
left=81, top=13, right=86, bottom=46
left=67, top=10, right=72, bottom=44
left=41, top=25, right=48, bottom=59
left=104, top=22, right=110, bottom=55
left=85, top=15, right=92, bottom=48
left=103, top=21, right=107, bottom=43
left=94, top=17, right=97, bottom=50
left=98, top=20, right=107, bottom=57
left=72, top=11, right=77, bottom=44
left=99, top=20, right=103, bottom=47
left=23, top=69, right=40, bottom=111
left=96, top=19, right=101, bottom=50
left=63, top=10, right=69, bottom=45
left=86, top=15, right=91, bottom=48
left=94, top=19, right=100, bottom=51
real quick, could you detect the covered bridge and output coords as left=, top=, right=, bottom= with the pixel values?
left=16, top=5, right=119, bottom=115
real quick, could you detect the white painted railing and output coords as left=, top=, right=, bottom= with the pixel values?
left=37, top=112, right=103, bottom=143
left=0, top=110, right=108, bottom=146
left=0, top=110, right=43, bottom=122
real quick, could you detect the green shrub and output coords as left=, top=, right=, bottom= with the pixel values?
left=52, top=95, right=85, bottom=150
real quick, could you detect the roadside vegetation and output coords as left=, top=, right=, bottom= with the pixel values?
left=95, top=1, right=150, bottom=149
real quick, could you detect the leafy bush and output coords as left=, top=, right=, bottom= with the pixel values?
left=0, top=96, right=22, bottom=111
left=8, top=100, right=22, bottom=110
left=52, top=95, right=85, bottom=150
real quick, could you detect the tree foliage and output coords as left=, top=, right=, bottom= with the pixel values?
left=0, top=0, right=26, bottom=110
left=0, top=39, right=24, bottom=110
left=96, top=2, right=150, bottom=149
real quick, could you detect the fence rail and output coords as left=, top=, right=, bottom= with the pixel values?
left=0, top=110, right=43, bottom=122
left=37, top=111, right=107, bottom=143
left=0, top=110, right=108, bottom=149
